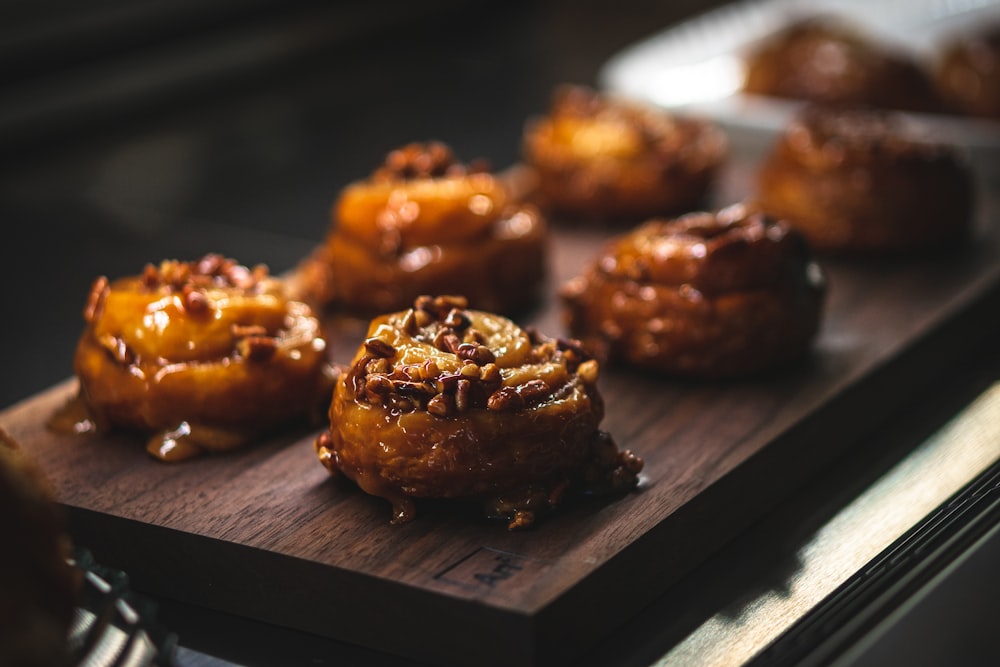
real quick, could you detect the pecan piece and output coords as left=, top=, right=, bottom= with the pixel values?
left=364, top=337, right=397, bottom=358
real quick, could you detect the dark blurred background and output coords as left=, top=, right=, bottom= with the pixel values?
left=0, top=0, right=730, bottom=409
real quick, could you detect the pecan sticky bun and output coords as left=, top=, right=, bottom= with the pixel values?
left=754, top=104, right=974, bottom=254
left=742, top=17, right=943, bottom=113
left=292, top=142, right=548, bottom=316
left=560, top=203, right=826, bottom=378
left=935, top=25, right=1000, bottom=119
left=521, top=84, right=728, bottom=223
left=67, top=254, right=336, bottom=461
left=314, top=295, right=643, bottom=529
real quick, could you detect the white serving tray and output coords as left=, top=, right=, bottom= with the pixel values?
left=599, top=0, right=1000, bottom=166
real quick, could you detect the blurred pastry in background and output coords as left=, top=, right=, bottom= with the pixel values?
left=64, top=254, right=335, bottom=462
left=522, top=84, right=727, bottom=223
left=754, top=104, right=974, bottom=254
left=560, top=202, right=825, bottom=379
left=742, top=16, right=943, bottom=114
left=0, top=427, right=78, bottom=667
left=293, top=141, right=548, bottom=317
left=935, top=24, right=1000, bottom=119
left=314, top=294, right=642, bottom=530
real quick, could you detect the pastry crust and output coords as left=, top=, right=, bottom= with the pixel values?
left=742, top=17, right=943, bottom=113
left=294, top=142, right=548, bottom=316
left=754, top=104, right=974, bottom=254
left=69, top=254, right=335, bottom=461
left=522, top=84, right=727, bottom=222
left=315, top=295, right=643, bottom=529
left=560, top=203, right=826, bottom=378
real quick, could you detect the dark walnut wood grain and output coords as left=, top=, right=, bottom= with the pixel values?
left=3, top=214, right=1000, bottom=667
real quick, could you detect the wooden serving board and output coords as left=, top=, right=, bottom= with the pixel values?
left=4, top=211, right=1000, bottom=667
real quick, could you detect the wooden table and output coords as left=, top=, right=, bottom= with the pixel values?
left=4, top=179, right=999, bottom=665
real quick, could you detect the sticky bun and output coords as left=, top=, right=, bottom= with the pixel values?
left=935, top=25, right=1000, bottom=118
left=560, top=203, right=826, bottom=379
left=742, top=17, right=942, bottom=113
left=314, top=294, right=643, bottom=529
left=521, top=84, right=728, bottom=222
left=0, top=428, right=78, bottom=667
left=67, top=254, right=335, bottom=462
left=754, top=104, right=974, bottom=254
left=293, top=142, right=548, bottom=316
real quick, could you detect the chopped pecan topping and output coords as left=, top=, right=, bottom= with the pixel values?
left=196, top=254, right=224, bottom=275
left=443, top=308, right=471, bottom=330
left=84, top=276, right=109, bottom=322
left=371, top=142, right=490, bottom=183
left=366, top=357, right=392, bottom=375
left=365, top=374, right=393, bottom=396
left=140, top=253, right=270, bottom=293
left=456, top=343, right=496, bottom=366
left=487, top=379, right=551, bottom=412
left=181, top=285, right=210, bottom=315
left=577, top=359, right=599, bottom=385
left=434, top=329, right=462, bottom=354
left=364, top=337, right=396, bottom=359
left=350, top=296, right=600, bottom=418
left=399, top=308, right=418, bottom=335
left=427, top=393, right=453, bottom=417
left=394, top=380, right=436, bottom=397
left=455, top=378, right=472, bottom=412
left=435, top=373, right=462, bottom=393
left=479, top=363, right=501, bottom=383
left=413, top=308, right=435, bottom=328
left=415, top=294, right=469, bottom=321
left=113, top=338, right=135, bottom=365
left=141, top=264, right=160, bottom=288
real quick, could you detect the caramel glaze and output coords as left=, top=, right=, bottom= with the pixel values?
left=754, top=104, right=975, bottom=255
left=742, top=17, right=944, bottom=114
left=560, top=203, right=826, bottom=379
left=935, top=25, right=1000, bottom=119
left=522, top=84, right=728, bottom=223
left=59, top=254, right=336, bottom=461
left=314, top=295, right=643, bottom=530
left=292, top=142, right=548, bottom=317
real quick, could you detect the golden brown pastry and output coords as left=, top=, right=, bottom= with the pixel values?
left=742, top=17, right=943, bottom=113
left=0, top=427, right=78, bottom=667
left=521, top=84, right=728, bottom=222
left=560, top=203, right=826, bottom=379
left=754, top=104, right=975, bottom=254
left=314, top=294, right=643, bottom=529
left=65, top=253, right=335, bottom=461
left=935, top=25, right=1000, bottom=118
left=293, top=142, right=548, bottom=317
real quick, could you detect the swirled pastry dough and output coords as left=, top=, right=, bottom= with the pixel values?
left=561, top=204, right=826, bottom=378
